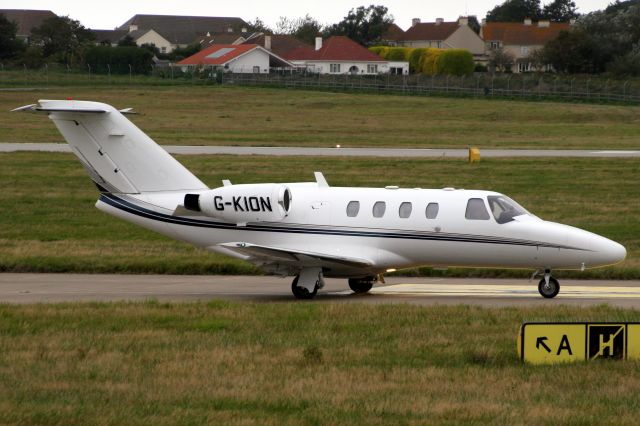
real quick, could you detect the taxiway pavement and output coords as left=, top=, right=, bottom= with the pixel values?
left=1, top=143, right=639, bottom=158
left=1, top=274, right=640, bottom=307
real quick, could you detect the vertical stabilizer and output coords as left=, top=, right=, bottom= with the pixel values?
left=20, top=100, right=208, bottom=194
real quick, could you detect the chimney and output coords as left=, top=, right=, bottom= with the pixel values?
left=265, top=35, right=271, bottom=50
left=524, top=18, right=532, bottom=25
left=315, top=36, right=322, bottom=51
left=435, top=18, right=444, bottom=25
left=458, top=16, right=469, bottom=26
left=481, top=18, right=486, bottom=26
left=129, top=24, right=138, bottom=32
left=411, top=18, right=421, bottom=27
left=569, top=18, right=576, bottom=25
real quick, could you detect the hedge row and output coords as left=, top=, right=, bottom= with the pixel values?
left=369, top=46, right=474, bottom=76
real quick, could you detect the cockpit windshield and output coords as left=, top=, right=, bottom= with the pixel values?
left=487, top=195, right=530, bottom=224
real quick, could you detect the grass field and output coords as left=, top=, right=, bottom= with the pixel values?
left=0, top=152, right=637, bottom=278
left=1, top=86, right=640, bottom=149
left=1, top=302, right=640, bottom=424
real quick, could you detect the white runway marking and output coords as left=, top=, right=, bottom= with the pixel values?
left=333, top=283, right=640, bottom=299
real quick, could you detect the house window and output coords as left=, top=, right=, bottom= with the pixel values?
left=253, top=66, right=260, bottom=73
left=490, top=41, right=500, bottom=49
left=399, top=202, right=412, bottom=218
left=436, top=41, right=442, bottom=48
left=161, top=46, right=167, bottom=53
left=465, top=198, right=490, bottom=220
left=346, top=201, right=360, bottom=217
left=367, top=64, right=378, bottom=74
left=330, top=63, right=341, bottom=73
left=518, top=62, right=532, bottom=73
left=521, top=46, right=529, bottom=55
left=425, top=203, right=439, bottom=219
left=372, top=201, right=386, bottom=218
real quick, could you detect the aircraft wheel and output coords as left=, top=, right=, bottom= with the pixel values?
left=291, top=275, right=318, bottom=300
left=348, top=277, right=374, bottom=294
left=538, top=277, right=560, bottom=298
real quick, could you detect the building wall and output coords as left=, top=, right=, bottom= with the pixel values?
left=503, top=44, right=543, bottom=73
left=292, top=60, right=408, bottom=75
left=228, top=49, right=270, bottom=73
left=136, top=30, right=173, bottom=54
left=445, top=26, right=486, bottom=55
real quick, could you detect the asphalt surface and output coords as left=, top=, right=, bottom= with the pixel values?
left=2, top=274, right=640, bottom=307
left=1, top=143, right=640, bottom=158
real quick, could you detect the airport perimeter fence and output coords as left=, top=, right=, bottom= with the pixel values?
left=2, top=62, right=640, bottom=104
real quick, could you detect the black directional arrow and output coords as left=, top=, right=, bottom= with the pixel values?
left=536, top=337, right=551, bottom=353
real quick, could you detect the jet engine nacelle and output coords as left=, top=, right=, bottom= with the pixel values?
left=184, top=184, right=292, bottom=224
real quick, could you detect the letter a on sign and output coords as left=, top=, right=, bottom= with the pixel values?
left=556, top=335, right=573, bottom=355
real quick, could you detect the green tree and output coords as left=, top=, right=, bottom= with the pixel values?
left=247, top=17, right=272, bottom=33
left=324, top=5, right=393, bottom=46
left=0, top=13, right=26, bottom=60
left=542, top=0, right=580, bottom=22
left=117, top=35, right=137, bottom=47
left=275, top=15, right=323, bottom=44
left=486, top=0, right=542, bottom=22
left=31, top=15, right=94, bottom=63
left=168, top=43, right=201, bottom=62
left=542, top=29, right=601, bottom=73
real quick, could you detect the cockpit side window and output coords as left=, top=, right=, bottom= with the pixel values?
left=487, top=195, right=529, bottom=224
left=465, top=198, right=490, bottom=220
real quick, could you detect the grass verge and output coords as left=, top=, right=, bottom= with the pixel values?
left=0, top=152, right=637, bottom=278
left=1, top=302, right=640, bottom=423
left=1, top=85, right=639, bottom=149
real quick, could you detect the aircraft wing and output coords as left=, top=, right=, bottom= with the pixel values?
left=217, top=242, right=374, bottom=268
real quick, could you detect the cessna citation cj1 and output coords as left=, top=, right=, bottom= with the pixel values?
left=14, top=100, right=627, bottom=299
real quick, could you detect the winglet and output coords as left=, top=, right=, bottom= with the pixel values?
left=314, top=171, right=329, bottom=187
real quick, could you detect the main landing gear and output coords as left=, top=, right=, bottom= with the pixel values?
left=291, top=268, right=324, bottom=300
left=536, top=269, right=560, bottom=298
left=348, top=276, right=377, bottom=294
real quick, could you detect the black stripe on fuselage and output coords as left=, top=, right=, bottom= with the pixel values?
left=98, top=193, right=589, bottom=251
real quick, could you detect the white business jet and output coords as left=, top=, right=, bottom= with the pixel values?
left=14, top=100, right=627, bottom=299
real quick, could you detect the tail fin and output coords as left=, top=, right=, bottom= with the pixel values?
left=14, top=100, right=208, bottom=194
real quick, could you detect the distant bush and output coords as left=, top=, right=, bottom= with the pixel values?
left=474, top=63, right=488, bottom=72
left=408, top=48, right=427, bottom=73
left=437, top=49, right=475, bottom=76
left=368, top=46, right=385, bottom=56
left=84, top=46, right=153, bottom=74
left=421, top=48, right=443, bottom=75
left=386, top=47, right=409, bottom=61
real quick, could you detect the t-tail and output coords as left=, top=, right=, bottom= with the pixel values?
left=13, top=100, right=208, bottom=194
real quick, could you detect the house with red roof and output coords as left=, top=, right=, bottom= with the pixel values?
left=481, top=19, right=571, bottom=73
left=284, top=36, right=408, bottom=75
left=399, top=17, right=485, bottom=59
left=177, top=43, right=294, bottom=73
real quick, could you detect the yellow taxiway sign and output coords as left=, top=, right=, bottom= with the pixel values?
left=519, top=323, right=640, bottom=364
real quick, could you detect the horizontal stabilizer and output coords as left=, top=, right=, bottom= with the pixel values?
left=12, top=104, right=108, bottom=114
left=218, top=242, right=373, bottom=268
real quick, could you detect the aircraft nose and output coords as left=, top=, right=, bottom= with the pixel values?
left=591, top=236, right=627, bottom=267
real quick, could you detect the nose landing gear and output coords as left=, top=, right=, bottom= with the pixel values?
left=536, top=269, right=560, bottom=298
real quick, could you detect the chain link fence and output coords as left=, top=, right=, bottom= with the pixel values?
left=1, top=62, right=639, bottom=104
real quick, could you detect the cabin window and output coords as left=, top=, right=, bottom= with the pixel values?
left=372, top=201, right=386, bottom=218
left=425, top=202, right=439, bottom=219
left=465, top=198, right=490, bottom=220
left=399, top=202, right=412, bottom=218
left=346, top=201, right=360, bottom=217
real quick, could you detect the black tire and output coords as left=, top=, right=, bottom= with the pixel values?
left=291, top=276, right=318, bottom=300
left=538, top=277, right=560, bottom=298
left=348, top=277, right=374, bottom=294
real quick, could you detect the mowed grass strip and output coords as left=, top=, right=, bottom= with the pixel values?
left=1, top=85, right=640, bottom=148
left=1, top=302, right=640, bottom=423
left=0, top=152, right=637, bottom=278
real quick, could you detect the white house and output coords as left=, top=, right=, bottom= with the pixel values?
left=177, top=44, right=294, bottom=74
left=284, top=36, right=409, bottom=75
